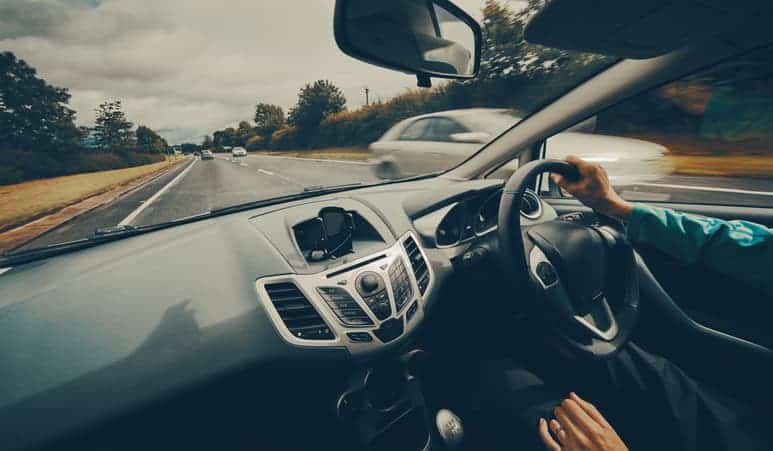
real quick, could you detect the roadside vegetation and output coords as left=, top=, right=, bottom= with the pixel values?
left=0, top=157, right=181, bottom=232
left=0, top=53, right=169, bottom=185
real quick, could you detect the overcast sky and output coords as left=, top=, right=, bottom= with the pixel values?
left=0, top=0, right=513, bottom=144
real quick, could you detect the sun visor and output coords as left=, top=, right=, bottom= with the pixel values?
left=524, top=0, right=773, bottom=59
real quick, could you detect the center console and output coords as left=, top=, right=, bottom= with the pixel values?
left=337, top=350, right=443, bottom=451
left=255, top=232, right=432, bottom=355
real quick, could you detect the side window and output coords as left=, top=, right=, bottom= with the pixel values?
left=544, top=45, right=773, bottom=208
left=398, top=119, right=431, bottom=141
left=424, top=118, right=468, bottom=141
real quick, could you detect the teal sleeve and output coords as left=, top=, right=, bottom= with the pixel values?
left=626, top=204, right=773, bottom=297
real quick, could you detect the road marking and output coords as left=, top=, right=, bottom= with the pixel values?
left=257, top=168, right=298, bottom=185
left=0, top=267, right=11, bottom=276
left=118, top=159, right=198, bottom=226
left=253, top=155, right=373, bottom=166
left=239, top=162, right=248, bottom=167
left=637, top=182, right=773, bottom=197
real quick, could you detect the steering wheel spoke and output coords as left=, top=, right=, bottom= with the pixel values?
left=573, top=292, right=619, bottom=341
left=498, top=159, right=639, bottom=359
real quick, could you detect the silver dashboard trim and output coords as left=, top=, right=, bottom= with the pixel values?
left=255, top=231, right=432, bottom=354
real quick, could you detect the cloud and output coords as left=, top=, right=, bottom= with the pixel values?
left=1, top=0, right=488, bottom=144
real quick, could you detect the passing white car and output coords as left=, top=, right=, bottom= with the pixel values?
left=231, top=147, right=247, bottom=157
left=369, top=108, right=672, bottom=184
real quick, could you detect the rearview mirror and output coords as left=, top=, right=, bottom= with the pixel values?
left=334, top=0, right=481, bottom=86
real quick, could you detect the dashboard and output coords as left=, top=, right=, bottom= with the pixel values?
left=0, top=176, right=559, bottom=451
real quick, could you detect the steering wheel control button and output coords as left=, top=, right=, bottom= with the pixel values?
left=388, top=259, right=413, bottom=311
left=373, top=317, right=404, bottom=343
left=346, top=331, right=373, bottom=342
left=536, top=261, right=558, bottom=286
left=317, top=287, right=374, bottom=327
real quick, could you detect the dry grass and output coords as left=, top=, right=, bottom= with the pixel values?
left=251, top=147, right=371, bottom=161
left=665, top=154, right=773, bottom=178
left=0, top=157, right=183, bottom=231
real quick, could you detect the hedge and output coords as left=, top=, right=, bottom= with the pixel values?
left=0, top=150, right=165, bottom=185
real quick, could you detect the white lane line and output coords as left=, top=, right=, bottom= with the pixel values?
left=636, top=182, right=773, bottom=197
left=253, top=155, right=373, bottom=166
left=257, top=168, right=298, bottom=184
left=118, top=159, right=198, bottom=226
left=0, top=267, right=11, bottom=276
left=239, top=162, right=248, bottom=167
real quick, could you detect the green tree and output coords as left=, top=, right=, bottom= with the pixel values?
left=94, top=100, right=134, bottom=151
left=135, top=125, right=168, bottom=153
left=0, top=51, right=81, bottom=152
left=212, top=126, right=238, bottom=149
left=254, top=103, right=285, bottom=139
left=202, top=135, right=213, bottom=149
left=236, top=120, right=257, bottom=145
left=288, top=80, right=346, bottom=130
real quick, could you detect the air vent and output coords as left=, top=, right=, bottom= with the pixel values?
left=520, top=191, right=542, bottom=219
left=403, top=236, right=430, bottom=295
left=264, top=282, right=333, bottom=340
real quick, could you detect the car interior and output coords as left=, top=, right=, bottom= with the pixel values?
left=0, top=1, right=772, bottom=450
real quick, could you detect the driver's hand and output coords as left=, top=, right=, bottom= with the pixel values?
left=539, top=392, right=629, bottom=451
left=550, top=156, right=633, bottom=220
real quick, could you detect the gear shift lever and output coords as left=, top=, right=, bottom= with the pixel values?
left=435, top=409, right=465, bottom=450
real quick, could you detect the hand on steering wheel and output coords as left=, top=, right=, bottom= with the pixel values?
left=497, top=159, right=639, bottom=359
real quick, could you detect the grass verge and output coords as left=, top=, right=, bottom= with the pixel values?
left=665, top=154, right=773, bottom=178
left=0, top=157, right=184, bottom=232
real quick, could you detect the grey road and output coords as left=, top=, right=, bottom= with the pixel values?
left=17, top=154, right=773, bottom=252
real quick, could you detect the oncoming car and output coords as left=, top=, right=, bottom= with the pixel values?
left=369, top=108, right=672, bottom=184
left=0, top=1, right=771, bottom=451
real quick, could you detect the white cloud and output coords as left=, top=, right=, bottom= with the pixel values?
left=1, top=0, right=489, bottom=143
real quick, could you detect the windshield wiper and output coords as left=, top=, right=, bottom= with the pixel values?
left=303, top=182, right=362, bottom=193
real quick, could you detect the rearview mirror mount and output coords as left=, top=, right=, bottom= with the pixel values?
left=334, top=0, right=481, bottom=88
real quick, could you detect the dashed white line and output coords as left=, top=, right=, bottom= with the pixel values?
left=257, top=168, right=297, bottom=184
left=118, top=159, right=198, bottom=226
left=637, top=182, right=773, bottom=197
left=0, top=267, right=11, bottom=276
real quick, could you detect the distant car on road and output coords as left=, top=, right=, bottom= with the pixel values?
left=231, top=147, right=247, bottom=157
left=369, top=108, right=672, bottom=184
left=201, top=150, right=214, bottom=160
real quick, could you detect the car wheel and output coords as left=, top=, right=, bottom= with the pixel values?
left=374, top=159, right=401, bottom=180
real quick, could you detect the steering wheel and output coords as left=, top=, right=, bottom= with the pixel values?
left=497, top=159, right=639, bottom=359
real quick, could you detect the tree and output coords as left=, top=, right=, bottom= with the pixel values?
left=135, top=125, right=168, bottom=153
left=288, top=80, right=346, bottom=130
left=94, top=101, right=134, bottom=151
left=0, top=51, right=81, bottom=152
left=202, top=135, right=213, bottom=149
left=212, top=126, right=238, bottom=149
left=254, top=103, right=285, bottom=139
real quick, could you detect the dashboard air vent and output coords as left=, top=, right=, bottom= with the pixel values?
left=264, top=282, right=333, bottom=340
left=520, top=190, right=542, bottom=219
left=403, top=236, right=430, bottom=295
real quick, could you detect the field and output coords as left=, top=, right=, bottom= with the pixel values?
left=0, top=157, right=183, bottom=232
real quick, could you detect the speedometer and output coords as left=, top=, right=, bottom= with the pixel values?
left=474, top=190, right=502, bottom=235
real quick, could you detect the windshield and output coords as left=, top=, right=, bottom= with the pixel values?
left=0, top=0, right=613, bottom=255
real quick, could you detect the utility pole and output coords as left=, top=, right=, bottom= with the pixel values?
left=364, top=87, right=370, bottom=106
